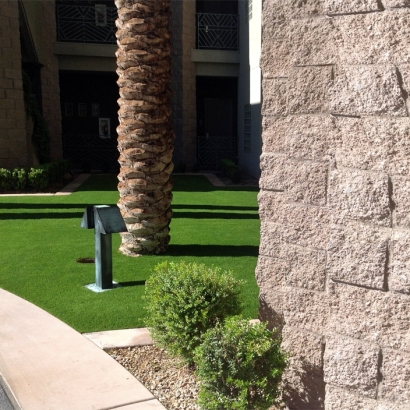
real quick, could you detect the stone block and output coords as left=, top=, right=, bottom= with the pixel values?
left=378, top=348, right=410, bottom=403
left=260, top=153, right=328, bottom=205
left=327, top=222, right=389, bottom=290
left=324, top=0, right=384, bottom=14
left=280, top=324, right=326, bottom=409
left=325, top=384, right=406, bottom=410
left=286, top=246, right=327, bottom=291
left=285, top=287, right=330, bottom=333
left=259, top=285, right=330, bottom=334
left=391, top=175, right=410, bottom=227
left=334, top=117, right=410, bottom=176
left=262, top=115, right=337, bottom=162
left=262, top=67, right=331, bottom=115
left=258, top=291, right=285, bottom=331
left=288, top=67, right=331, bottom=114
left=390, top=230, right=410, bottom=294
left=328, top=168, right=391, bottom=226
left=256, top=246, right=326, bottom=292
left=398, top=64, right=410, bottom=114
left=261, top=38, right=292, bottom=78
left=261, top=78, right=288, bottom=116
left=258, top=192, right=331, bottom=249
left=327, top=282, right=410, bottom=352
left=255, top=255, right=288, bottom=290
left=329, top=65, right=407, bottom=117
left=384, top=0, right=410, bottom=7
left=334, top=11, right=410, bottom=66
left=291, top=17, right=340, bottom=66
left=323, top=334, right=379, bottom=398
left=282, top=325, right=324, bottom=369
left=262, top=0, right=324, bottom=39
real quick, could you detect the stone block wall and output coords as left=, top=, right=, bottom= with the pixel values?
left=39, top=1, right=62, bottom=161
left=0, top=1, right=29, bottom=168
left=259, top=1, right=410, bottom=408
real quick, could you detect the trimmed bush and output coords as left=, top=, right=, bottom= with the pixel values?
left=12, top=168, right=28, bottom=190
left=144, top=261, right=244, bottom=362
left=28, top=167, right=49, bottom=191
left=0, top=168, right=12, bottom=191
left=194, top=317, right=286, bottom=410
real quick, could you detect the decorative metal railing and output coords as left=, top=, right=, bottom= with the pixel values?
left=56, top=4, right=117, bottom=44
left=197, top=135, right=237, bottom=169
left=196, top=13, right=239, bottom=51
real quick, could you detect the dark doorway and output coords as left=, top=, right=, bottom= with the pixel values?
left=59, top=70, right=119, bottom=172
left=196, top=76, right=238, bottom=169
left=196, top=0, right=238, bottom=14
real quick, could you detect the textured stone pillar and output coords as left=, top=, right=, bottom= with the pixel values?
left=259, top=1, right=410, bottom=408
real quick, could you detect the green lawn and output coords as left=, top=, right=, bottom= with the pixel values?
left=0, top=174, right=260, bottom=333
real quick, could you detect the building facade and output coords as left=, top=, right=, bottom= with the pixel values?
left=0, top=0, right=262, bottom=178
left=259, top=1, right=410, bottom=408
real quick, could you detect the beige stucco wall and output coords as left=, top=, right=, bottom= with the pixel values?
left=259, top=1, right=410, bottom=408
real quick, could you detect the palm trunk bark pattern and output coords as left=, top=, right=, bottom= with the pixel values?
left=115, top=0, right=174, bottom=256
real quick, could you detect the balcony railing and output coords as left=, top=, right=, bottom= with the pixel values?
left=197, top=13, right=239, bottom=51
left=56, top=4, right=117, bottom=44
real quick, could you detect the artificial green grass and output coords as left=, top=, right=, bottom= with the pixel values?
left=0, top=174, right=260, bottom=333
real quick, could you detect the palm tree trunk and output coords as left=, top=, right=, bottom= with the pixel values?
left=115, top=0, right=174, bottom=256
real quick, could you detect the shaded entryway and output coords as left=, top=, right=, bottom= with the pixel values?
left=196, top=76, right=238, bottom=169
left=59, top=71, right=119, bottom=171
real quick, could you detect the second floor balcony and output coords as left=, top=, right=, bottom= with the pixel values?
left=56, top=1, right=116, bottom=44
left=196, top=13, right=239, bottom=51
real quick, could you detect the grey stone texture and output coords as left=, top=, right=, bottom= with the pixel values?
left=260, top=0, right=410, bottom=407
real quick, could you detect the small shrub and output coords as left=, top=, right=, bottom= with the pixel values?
left=12, top=168, right=27, bottom=190
left=28, top=167, right=49, bottom=191
left=0, top=168, right=12, bottom=191
left=194, top=316, right=287, bottom=410
left=144, top=261, right=244, bottom=362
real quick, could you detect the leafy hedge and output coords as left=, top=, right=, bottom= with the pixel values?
left=0, top=160, right=70, bottom=192
left=145, top=261, right=287, bottom=409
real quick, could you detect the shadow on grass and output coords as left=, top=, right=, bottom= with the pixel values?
left=173, top=204, right=258, bottom=211
left=173, top=211, right=259, bottom=220
left=167, top=244, right=259, bottom=257
left=117, top=280, right=146, bottom=287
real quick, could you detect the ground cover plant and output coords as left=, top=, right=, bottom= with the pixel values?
left=0, top=174, right=260, bottom=333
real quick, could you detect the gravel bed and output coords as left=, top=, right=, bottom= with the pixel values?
left=107, top=345, right=283, bottom=410
left=108, top=345, right=199, bottom=410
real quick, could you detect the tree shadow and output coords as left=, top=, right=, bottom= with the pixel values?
left=166, top=244, right=259, bottom=257
left=172, top=211, right=259, bottom=220
left=117, top=280, right=146, bottom=287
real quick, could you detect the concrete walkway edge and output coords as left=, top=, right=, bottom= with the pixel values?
left=0, top=288, right=165, bottom=410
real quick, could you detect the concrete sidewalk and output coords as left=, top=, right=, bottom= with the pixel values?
left=0, top=288, right=164, bottom=410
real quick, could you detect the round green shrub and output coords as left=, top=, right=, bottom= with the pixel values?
left=194, top=316, right=287, bottom=410
left=144, top=261, right=244, bottom=362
